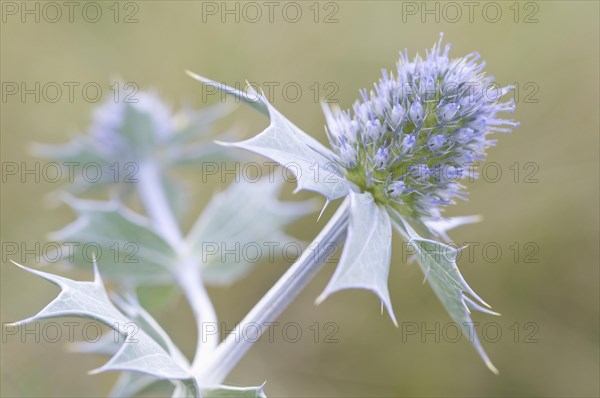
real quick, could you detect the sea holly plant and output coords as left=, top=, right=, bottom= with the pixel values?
left=8, top=35, right=520, bottom=397
left=10, top=90, right=316, bottom=396
left=187, top=34, right=519, bottom=381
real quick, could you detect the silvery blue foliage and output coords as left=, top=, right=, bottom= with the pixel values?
left=11, top=261, right=200, bottom=396
left=12, top=88, right=312, bottom=397
left=32, top=88, right=314, bottom=289
left=12, top=261, right=267, bottom=397
left=188, top=34, right=517, bottom=374
left=48, top=178, right=314, bottom=289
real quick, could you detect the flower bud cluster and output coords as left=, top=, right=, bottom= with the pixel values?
left=325, top=35, right=519, bottom=219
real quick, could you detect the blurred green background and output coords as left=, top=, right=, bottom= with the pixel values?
left=1, top=1, right=599, bottom=396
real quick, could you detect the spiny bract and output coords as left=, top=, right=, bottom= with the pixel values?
left=325, top=34, right=519, bottom=220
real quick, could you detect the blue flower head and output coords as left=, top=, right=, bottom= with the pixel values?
left=188, top=36, right=520, bottom=373
left=31, top=88, right=234, bottom=197
left=325, top=33, right=519, bottom=220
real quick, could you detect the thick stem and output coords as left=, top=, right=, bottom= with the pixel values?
left=197, top=198, right=350, bottom=385
left=137, top=161, right=219, bottom=374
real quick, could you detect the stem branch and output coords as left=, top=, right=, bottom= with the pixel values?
left=137, top=161, right=219, bottom=375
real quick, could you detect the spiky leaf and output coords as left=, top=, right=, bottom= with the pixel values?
left=186, top=73, right=349, bottom=201
left=317, top=191, right=396, bottom=324
left=186, top=178, right=316, bottom=285
left=10, top=262, right=199, bottom=395
left=390, top=211, right=499, bottom=374
left=49, top=195, right=175, bottom=285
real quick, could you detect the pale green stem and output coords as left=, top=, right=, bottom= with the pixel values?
left=137, top=161, right=183, bottom=247
left=137, top=161, right=219, bottom=374
left=197, top=198, right=350, bottom=385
